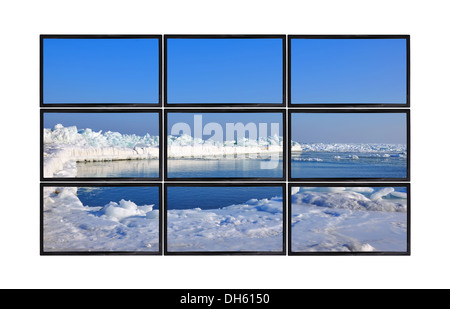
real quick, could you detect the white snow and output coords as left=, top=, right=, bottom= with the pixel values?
left=290, top=187, right=408, bottom=252
left=43, top=124, right=159, bottom=177
left=391, top=191, right=408, bottom=199
left=43, top=185, right=284, bottom=252
left=166, top=197, right=284, bottom=252
left=345, top=187, right=375, bottom=193
left=370, top=187, right=396, bottom=200
left=42, top=187, right=159, bottom=252
left=99, top=199, right=154, bottom=222
left=167, top=134, right=284, bottom=158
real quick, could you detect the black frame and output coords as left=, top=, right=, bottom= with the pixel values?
left=40, top=182, right=163, bottom=255
left=164, top=183, right=287, bottom=255
left=288, top=35, right=410, bottom=107
left=164, top=108, right=287, bottom=181
left=40, top=34, right=163, bottom=107
left=288, top=109, right=410, bottom=181
left=39, top=33, right=411, bottom=257
left=40, top=109, right=163, bottom=181
left=164, top=34, right=286, bottom=107
left=288, top=183, right=411, bottom=256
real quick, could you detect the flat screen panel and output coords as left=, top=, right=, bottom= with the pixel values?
left=42, top=37, right=160, bottom=104
left=290, top=37, right=408, bottom=105
left=41, top=184, right=161, bottom=254
left=166, top=111, right=285, bottom=180
left=289, top=111, right=409, bottom=180
left=289, top=184, right=409, bottom=254
left=166, top=36, right=284, bottom=105
left=42, top=110, right=161, bottom=180
left=165, top=184, right=285, bottom=254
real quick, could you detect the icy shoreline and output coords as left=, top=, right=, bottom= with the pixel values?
left=291, top=142, right=406, bottom=153
left=42, top=186, right=160, bottom=252
left=43, top=186, right=284, bottom=252
left=43, top=124, right=160, bottom=177
left=43, top=125, right=406, bottom=178
left=44, top=144, right=159, bottom=177
left=43, top=184, right=408, bottom=253
left=43, top=125, right=288, bottom=177
left=167, top=133, right=288, bottom=158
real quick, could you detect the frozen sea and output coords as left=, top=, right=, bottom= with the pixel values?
left=166, top=186, right=285, bottom=252
left=291, top=143, right=407, bottom=178
left=290, top=186, right=408, bottom=253
left=167, top=156, right=283, bottom=178
left=43, top=186, right=160, bottom=252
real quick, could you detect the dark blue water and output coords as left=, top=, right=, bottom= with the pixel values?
left=77, top=186, right=160, bottom=209
left=167, top=158, right=283, bottom=178
left=166, top=186, right=283, bottom=210
left=76, top=159, right=159, bottom=178
left=291, top=152, right=407, bottom=178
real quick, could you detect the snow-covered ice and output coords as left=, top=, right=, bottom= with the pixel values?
left=43, top=185, right=284, bottom=253
left=167, top=134, right=284, bottom=158
left=166, top=196, right=284, bottom=252
left=291, top=187, right=408, bottom=253
left=43, top=125, right=287, bottom=177
left=291, top=142, right=406, bottom=154
left=43, top=187, right=159, bottom=252
left=43, top=124, right=159, bottom=177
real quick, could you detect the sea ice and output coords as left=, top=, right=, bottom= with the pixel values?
left=166, top=196, right=284, bottom=252
left=290, top=188, right=408, bottom=252
left=294, top=142, right=406, bottom=153
left=43, top=124, right=160, bottom=177
left=43, top=187, right=159, bottom=252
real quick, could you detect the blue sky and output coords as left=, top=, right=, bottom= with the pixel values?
left=43, top=38, right=160, bottom=103
left=44, top=113, right=159, bottom=136
left=167, top=112, right=283, bottom=140
left=291, top=113, right=406, bottom=144
left=290, top=38, right=407, bottom=104
left=166, top=38, right=283, bottom=103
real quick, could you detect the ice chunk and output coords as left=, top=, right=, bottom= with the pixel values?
left=391, top=191, right=407, bottom=199
left=100, top=199, right=154, bottom=221
left=345, top=187, right=375, bottom=193
left=292, top=157, right=323, bottom=162
left=291, top=187, right=300, bottom=195
left=293, top=190, right=406, bottom=212
left=293, top=142, right=406, bottom=154
left=370, top=188, right=395, bottom=200
left=345, top=242, right=376, bottom=252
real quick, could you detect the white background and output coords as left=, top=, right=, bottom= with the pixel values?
left=0, top=0, right=448, bottom=289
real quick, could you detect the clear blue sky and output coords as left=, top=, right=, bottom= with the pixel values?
left=291, top=113, right=406, bottom=144
left=167, top=112, right=283, bottom=140
left=166, top=38, right=284, bottom=103
left=290, top=38, right=407, bottom=104
left=43, top=38, right=160, bottom=103
left=43, top=113, right=159, bottom=136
